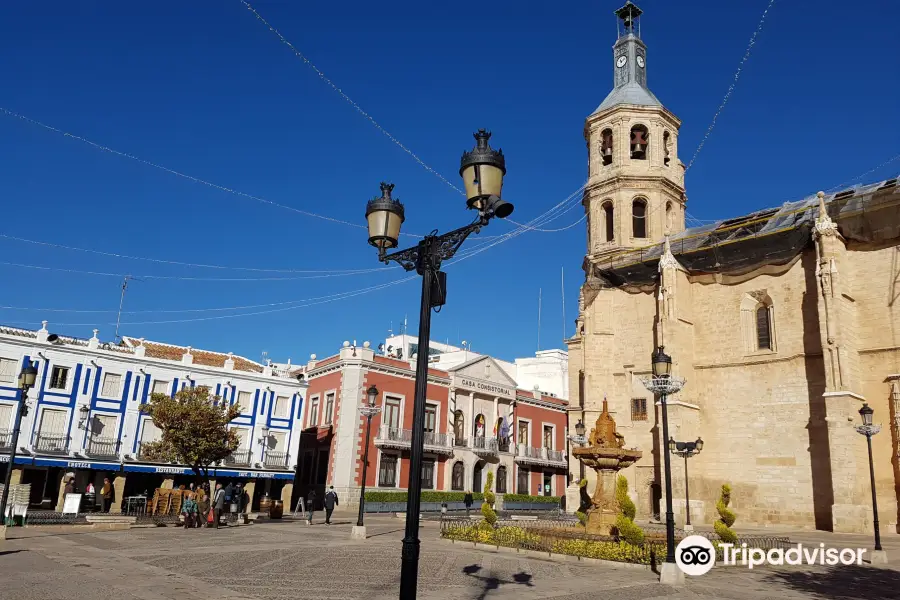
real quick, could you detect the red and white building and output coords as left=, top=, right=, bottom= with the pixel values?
left=297, top=341, right=569, bottom=507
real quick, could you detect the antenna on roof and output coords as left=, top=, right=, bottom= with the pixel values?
left=114, top=275, right=143, bottom=343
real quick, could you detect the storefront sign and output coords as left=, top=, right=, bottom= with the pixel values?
left=67, top=461, right=91, bottom=469
left=458, top=377, right=513, bottom=397
left=31, top=457, right=118, bottom=470
left=155, top=466, right=187, bottom=475
left=0, top=455, right=31, bottom=465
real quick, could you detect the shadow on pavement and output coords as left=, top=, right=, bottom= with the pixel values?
left=462, top=564, right=533, bottom=600
left=764, top=564, right=900, bottom=600
left=366, top=528, right=405, bottom=539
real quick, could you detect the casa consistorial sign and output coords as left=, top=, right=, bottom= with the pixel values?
left=458, top=377, right=513, bottom=398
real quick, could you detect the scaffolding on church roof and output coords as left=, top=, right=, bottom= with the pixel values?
left=595, top=175, right=900, bottom=286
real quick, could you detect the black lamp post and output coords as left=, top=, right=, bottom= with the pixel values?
left=356, top=385, right=382, bottom=530
left=0, top=363, right=38, bottom=527
left=567, top=419, right=587, bottom=481
left=855, top=403, right=882, bottom=553
left=640, top=346, right=685, bottom=573
left=669, top=437, right=703, bottom=529
left=365, top=130, right=513, bottom=600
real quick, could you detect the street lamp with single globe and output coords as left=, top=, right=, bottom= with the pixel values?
left=640, top=346, right=686, bottom=585
left=567, top=419, right=588, bottom=481
left=855, top=403, right=887, bottom=563
left=352, top=385, right=382, bottom=540
left=669, top=437, right=703, bottom=531
left=365, top=130, right=513, bottom=600
left=0, top=363, right=38, bottom=535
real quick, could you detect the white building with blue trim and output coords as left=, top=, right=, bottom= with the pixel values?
left=0, top=321, right=307, bottom=513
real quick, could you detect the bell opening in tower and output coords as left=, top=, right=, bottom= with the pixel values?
left=615, top=2, right=642, bottom=39
left=601, top=129, right=614, bottom=166
left=630, top=125, right=648, bottom=160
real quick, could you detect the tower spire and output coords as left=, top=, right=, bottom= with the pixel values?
left=593, top=1, right=659, bottom=114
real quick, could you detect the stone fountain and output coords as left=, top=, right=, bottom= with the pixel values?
left=572, top=399, right=642, bottom=535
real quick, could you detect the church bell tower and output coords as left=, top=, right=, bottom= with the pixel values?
left=583, top=2, right=686, bottom=263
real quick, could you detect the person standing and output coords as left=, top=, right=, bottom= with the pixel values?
left=213, top=484, right=225, bottom=529
left=101, top=477, right=113, bottom=513
left=197, top=487, right=209, bottom=528
left=306, top=489, right=317, bottom=525
left=64, top=477, right=76, bottom=495
left=323, top=486, right=339, bottom=525
left=464, top=490, right=473, bottom=518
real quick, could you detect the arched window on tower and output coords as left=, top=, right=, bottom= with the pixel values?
left=600, top=128, right=613, bottom=166
left=630, top=124, right=649, bottom=160
left=632, top=198, right=647, bottom=238
left=665, top=202, right=674, bottom=233
left=756, top=306, right=772, bottom=350
left=603, top=202, right=615, bottom=242
left=663, top=131, right=672, bottom=166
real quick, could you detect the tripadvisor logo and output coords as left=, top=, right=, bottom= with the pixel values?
left=675, top=535, right=716, bottom=576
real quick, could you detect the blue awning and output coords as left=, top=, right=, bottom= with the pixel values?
left=123, top=464, right=192, bottom=476
left=0, top=454, right=34, bottom=466
left=31, top=457, right=120, bottom=470
left=213, top=468, right=294, bottom=480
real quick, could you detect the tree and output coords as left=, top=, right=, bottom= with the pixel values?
left=613, top=475, right=645, bottom=545
left=714, top=483, right=738, bottom=543
left=139, top=387, right=241, bottom=485
left=480, top=471, right=498, bottom=529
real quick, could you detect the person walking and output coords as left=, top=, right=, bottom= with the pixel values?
left=213, top=483, right=225, bottom=529
left=306, top=489, right=317, bottom=525
left=323, top=486, right=339, bottom=525
left=464, top=490, right=474, bottom=518
left=101, top=477, right=113, bottom=513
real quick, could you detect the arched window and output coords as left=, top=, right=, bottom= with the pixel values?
left=663, top=131, right=672, bottom=166
left=665, top=202, right=673, bottom=233
left=451, top=462, right=465, bottom=491
left=453, top=410, right=465, bottom=444
left=603, top=202, right=615, bottom=242
left=630, top=125, right=649, bottom=160
left=473, top=462, right=483, bottom=492
left=632, top=199, right=647, bottom=238
left=496, top=466, right=507, bottom=493
left=756, top=306, right=772, bottom=350
left=600, top=128, right=613, bottom=166
left=474, top=414, right=485, bottom=439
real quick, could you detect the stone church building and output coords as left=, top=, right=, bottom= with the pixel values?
left=567, top=2, right=900, bottom=533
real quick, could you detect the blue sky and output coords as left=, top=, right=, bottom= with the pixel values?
left=1, top=0, right=898, bottom=366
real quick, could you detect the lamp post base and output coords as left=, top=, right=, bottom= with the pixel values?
left=870, top=550, right=888, bottom=565
left=659, top=562, right=685, bottom=585
left=350, top=525, right=367, bottom=540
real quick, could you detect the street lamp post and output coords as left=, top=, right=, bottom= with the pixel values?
left=352, top=385, right=382, bottom=539
left=668, top=437, right=703, bottom=531
left=365, top=130, right=513, bottom=600
left=855, top=403, right=888, bottom=563
left=0, top=363, right=38, bottom=533
left=640, top=346, right=686, bottom=585
left=567, top=419, right=587, bottom=481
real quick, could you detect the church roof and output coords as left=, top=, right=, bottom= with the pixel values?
left=592, top=81, right=663, bottom=115
left=593, top=176, right=900, bottom=286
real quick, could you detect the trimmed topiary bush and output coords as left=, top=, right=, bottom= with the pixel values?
left=500, top=493, right=560, bottom=504
left=612, top=475, right=644, bottom=545
left=574, top=510, right=588, bottom=527
left=481, top=471, right=498, bottom=528
left=615, top=475, right=636, bottom=520
left=714, top=483, right=737, bottom=543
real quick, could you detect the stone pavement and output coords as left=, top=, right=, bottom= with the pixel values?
left=0, top=516, right=898, bottom=600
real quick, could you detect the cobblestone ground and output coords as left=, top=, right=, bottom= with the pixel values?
left=1, top=516, right=899, bottom=600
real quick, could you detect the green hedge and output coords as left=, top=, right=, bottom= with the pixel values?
left=364, top=490, right=484, bottom=503
left=501, top=494, right=561, bottom=504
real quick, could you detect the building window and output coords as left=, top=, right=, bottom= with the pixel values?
left=324, top=393, right=334, bottom=425
left=474, top=414, right=486, bottom=438
left=451, top=462, right=465, bottom=490
left=630, top=124, right=648, bottom=159
left=49, top=366, right=69, bottom=390
left=663, top=130, right=672, bottom=166
left=421, top=460, right=435, bottom=490
left=665, top=201, right=674, bottom=233
left=0, top=358, right=17, bottom=384
left=518, top=420, right=529, bottom=447
left=309, top=397, right=320, bottom=427
left=473, top=463, right=483, bottom=492
left=600, top=128, right=613, bottom=166
left=100, top=373, right=122, bottom=398
left=517, top=466, right=529, bottom=495
left=274, top=395, right=290, bottom=419
left=543, top=472, right=553, bottom=496
left=424, top=404, right=437, bottom=433
left=384, top=396, right=402, bottom=429
left=236, top=390, right=252, bottom=412
left=379, top=454, right=397, bottom=487
left=453, top=410, right=465, bottom=442
left=152, top=380, right=170, bottom=396
left=632, top=199, right=647, bottom=238
left=757, top=306, right=772, bottom=350
left=496, top=466, right=507, bottom=493
left=603, top=202, right=615, bottom=242
left=631, top=398, right=648, bottom=421
left=543, top=425, right=553, bottom=449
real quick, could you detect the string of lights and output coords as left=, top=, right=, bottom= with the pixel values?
left=685, top=0, right=777, bottom=172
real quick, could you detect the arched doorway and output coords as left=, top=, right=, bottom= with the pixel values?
left=472, top=462, right=483, bottom=493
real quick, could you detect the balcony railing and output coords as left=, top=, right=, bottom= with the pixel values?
left=225, top=450, right=252, bottom=466
left=374, top=426, right=453, bottom=455
left=35, top=433, right=69, bottom=455
left=498, top=438, right=511, bottom=453
left=471, top=436, right=498, bottom=458
left=423, top=431, right=453, bottom=456
left=0, top=429, right=11, bottom=450
left=86, top=437, right=119, bottom=458
left=264, top=451, right=290, bottom=469
left=514, top=445, right=568, bottom=468
left=453, top=436, right=468, bottom=448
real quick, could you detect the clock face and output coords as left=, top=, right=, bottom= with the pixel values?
left=637, top=55, right=645, bottom=68
left=616, top=55, right=627, bottom=68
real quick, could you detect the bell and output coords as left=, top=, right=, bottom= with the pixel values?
left=632, top=143, right=644, bottom=156
left=603, top=147, right=612, bottom=157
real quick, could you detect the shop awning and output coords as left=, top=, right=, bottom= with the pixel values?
left=31, top=457, right=120, bottom=470
left=0, top=454, right=35, bottom=466
left=213, top=468, right=294, bottom=480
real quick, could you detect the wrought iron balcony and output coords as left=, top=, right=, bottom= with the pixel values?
left=453, top=436, right=468, bottom=448
left=263, top=451, right=290, bottom=469
left=0, top=429, right=11, bottom=450
left=422, top=431, right=454, bottom=456
left=374, top=426, right=453, bottom=455
left=514, top=445, right=568, bottom=468
left=224, top=450, right=252, bottom=466
left=471, top=436, right=498, bottom=458
left=86, top=437, right=119, bottom=458
left=498, top=438, right=511, bottom=453
left=34, top=433, right=69, bottom=455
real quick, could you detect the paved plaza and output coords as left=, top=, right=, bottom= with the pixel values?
left=1, top=515, right=899, bottom=600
